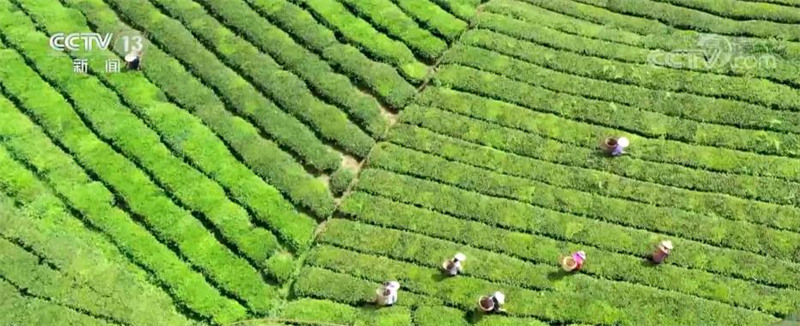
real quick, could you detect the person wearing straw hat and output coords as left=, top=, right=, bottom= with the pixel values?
left=477, top=291, right=506, bottom=313
left=601, top=136, right=629, bottom=156
left=124, top=50, right=142, bottom=70
left=559, top=251, right=586, bottom=272
left=442, top=252, right=466, bottom=276
left=651, top=240, right=673, bottom=264
left=374, top=281, right=400, bottom=307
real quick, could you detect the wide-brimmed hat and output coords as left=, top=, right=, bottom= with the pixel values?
left=124, top=52, right=138, bottom=63
left=454, top=253, right=466, bottom=262
left=574, top=251, right=587, bottom=260
left=617, top=137, right=630, bottom=148
left=660, top=240, right=673, bottom=250
left=493, top=292, right=505, bottom=305
left=384, top=281, right=400, bottom=291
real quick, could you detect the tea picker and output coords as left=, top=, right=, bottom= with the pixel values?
left=442, top=252, right=466, bottom=276
left=559, top=251, right=586, bottom=272
left=651, top=240, right=673, bottom=264
left=125, top=50, right=142, bottom=70
left=601, top=136, right=629, bottom=156
left=477, top=292, right=506, bottom=313
left=374, top=281, right=400, bottom=307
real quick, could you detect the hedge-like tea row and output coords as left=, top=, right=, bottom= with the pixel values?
left=307, top=239, right=778, bottom=325
left=338, top=0, right=447, bottom=61
left=350, top=171, right=800, bottom=287
left=483, top=0, right=652, bottom=47
left=84, top=0, right=338, bottom=172
left=337, top=187, right=800, bottom=315
left=0, top=107, right=247, bottom=323
left=0, top=188, right=189, bottom=325
left=0, top=237, right=133, bottom=324
left=531, top=0, right=800, bottom=41
left=18, top=0, right=316, bottom=253
left=453, top=31, right=800, bottom=117
left=0, top=14, right=281, bottom=264
left=634, top=0, right=800, bottom=24
left=319, top=220, right=799, bottom=317
left=497, top=0, right=800, bottom=70
left=413, top=306, right=470, bottom=326
left=433, top=66, right=800, bottom=181
left=128, top=0, right=374, bottom=158
left=409, top=92, right=800, bottom=206
left=475, top=13, right=647, bottom=62
left=281, top=298, right=413, bottom=326
left=302, top=0, right=429, bottom=82
left=518, top=0, right=800, bottom=69
left=244, top=0, right=417, bottom=109
left=458, top=28, right=800, bottom=119
left=292, top=266, right=444, bottom=307
left=0, top=43, right=276, bottom=314
left=443, top=43, right=800, bottom=157
left=473, top=9, right=800, bottom=89
left=0, top=279, right=111, bottom=326
left=61, top=0, right=336, bottom=218
left=357, top=164, right=800, bottom=262
left=427, top=0, right=479, bottom=20
left=374, top=142, right=800, bottom=234
left=385, top=123, right=800, bottom=233
left=390, top=0, right=467, bottom=42
left=192, top=0, right=389, bottom=138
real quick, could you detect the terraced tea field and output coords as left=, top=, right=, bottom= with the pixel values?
left=1, top=0, right=800, bottom=325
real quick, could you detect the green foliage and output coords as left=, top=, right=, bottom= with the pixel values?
left=337, top=193, right=800, bottom=315
left=245, top=0, right=417, bottom=109
left=413, top=306, right=469, bottom=326
left=391, top=0, right=468, bottom=41
left=79, top=0, right=339, bottom=172
left=306, top=239, right=778, bottom=325
left=281, top=299, right=413, bottom=326
left=302, top=0, right=430, bottom=82
left=0, top=279, right=112, bottom=326
left=196, top=0, right=389, bottom=137
left=0, top=194, right=190, bottom=326
left=0, top=35, right=276, bottom=316
left=386, top=120, right=800, bottom=233
left=476, top=4, right=800, bottom=85
left=339, top=0, right=447, bottom=61
left=1, top=7, right=279, bottom=264
left=0, top=108, right=247, bottom=323
left=398, top=100, right=800, bottom=206
left=330, top=168, right=357, bottom=196
left=62, top=0, right=336, bottom=219
left=427, top=0, right=481, bottom=20
left=432, top=66, right=800, bottom=180
left=265, top=252, right=298, bottom=284
left=134, top=0, right=375, bottom=158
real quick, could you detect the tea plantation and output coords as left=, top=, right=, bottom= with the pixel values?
left=1, top=0, right=799, bottom=325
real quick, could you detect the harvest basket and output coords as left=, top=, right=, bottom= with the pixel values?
left=600, top=137, right=617, bottom=152
left=560, top=255, right=578, bottom=272
left=478, top=296, right=494, bottom=312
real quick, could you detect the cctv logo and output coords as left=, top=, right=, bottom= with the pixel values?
left=49, top=33, right=114, bottom=51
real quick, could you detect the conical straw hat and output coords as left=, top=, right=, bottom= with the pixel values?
left=617, top=137, right=630, bottom=148
left=454, top=253, right=466, bottom=261
left=575, top=251, right=587, bottom=260
left=124, top=53, right=137, bottom=63
left=385, top=281, right=400, bottom=291
left=493, top=292, right=505, bottom=305
left=660, top=240, right=673, bottom=250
